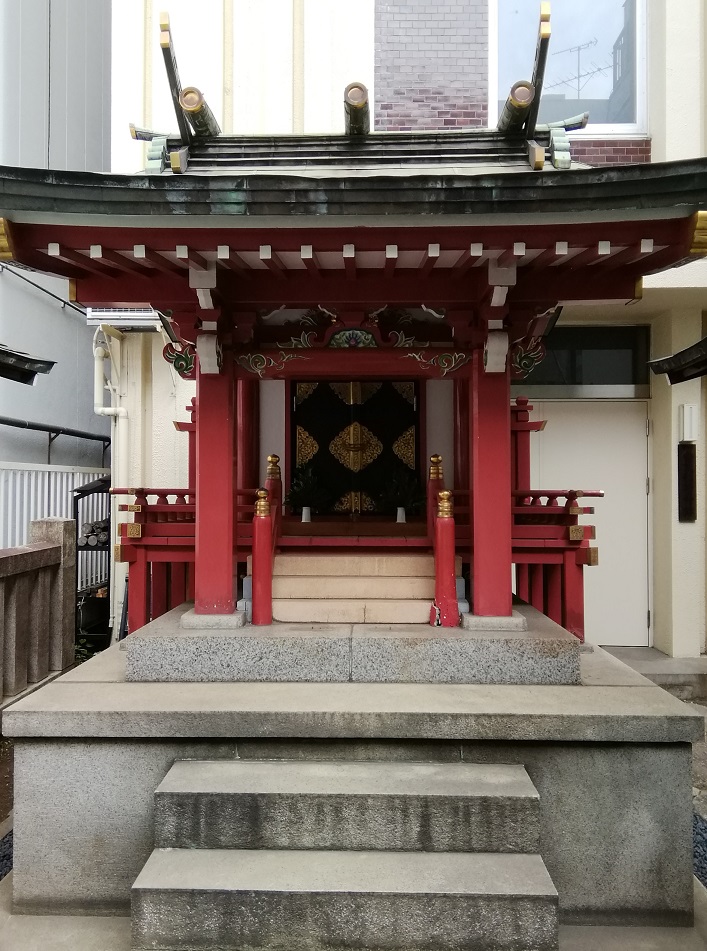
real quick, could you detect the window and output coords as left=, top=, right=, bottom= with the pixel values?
left=513, top=326, right=651, bottom=399
left=492, top=0, right=646, bottom=133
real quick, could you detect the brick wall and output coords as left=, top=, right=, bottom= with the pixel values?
left=374, top=1, right=488, bottom=131
left=570, top=138, right=651, bottom=166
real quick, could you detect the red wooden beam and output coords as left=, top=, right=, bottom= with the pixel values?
left=343, top=244, right=356, bottom=282
left=217, top=245, right=250, bottom=274
left=384, top=244, right=398, bottom=277
left=46, top=243, right=113, bottom=278
left=260, top=245, right=286, bottom=280
left=89, top=245, right=155, bottom=275
left=301, top=245, right=322, bottom=278
left=133, top=244, right=186, bottom=275
left=176, top=245, right=209, bottom=270
left=420, top=243, right=440, bottom=277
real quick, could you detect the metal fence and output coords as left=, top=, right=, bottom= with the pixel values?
left=0, top=463, right=110, bottom=591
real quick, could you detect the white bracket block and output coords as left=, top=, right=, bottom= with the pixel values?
left=484, top=331, right=509, bottom=373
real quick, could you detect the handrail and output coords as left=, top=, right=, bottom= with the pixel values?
left=430, top=488, right=460, bottom=627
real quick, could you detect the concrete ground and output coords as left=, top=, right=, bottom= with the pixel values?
left=2, top=872, right=707, bottom=951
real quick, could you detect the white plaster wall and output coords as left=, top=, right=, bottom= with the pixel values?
left=648, top=0, right=706, bottom=163
left=0, top=0, right=111, bottom=466
left=650, top=309, right=706, bottom=656
left=425, top=381, right=454, bottom=485
left=259, top=381, right=286, bottom=485
left=0, top=271, right=108, bottom=468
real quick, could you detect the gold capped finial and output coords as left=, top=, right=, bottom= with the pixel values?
left=437, top=490, right=453, bottom=519
left=266, top=454, right=281, bottom=479
left=255, top=488, right=270, bottom=517
left=429, top=453, right=443, bottom=480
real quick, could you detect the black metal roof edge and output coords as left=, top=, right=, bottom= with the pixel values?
left=649, top=337, right=707, bottom=376
left=0, top=157, right=706, bottom=219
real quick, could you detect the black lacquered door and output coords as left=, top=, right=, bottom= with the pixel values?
left=293, top=381, right=418, bottom=514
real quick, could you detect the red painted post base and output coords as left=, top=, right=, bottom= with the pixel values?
left=431, top=511, right=460, bottom=628
left=252, top=503, right=273, bottom=626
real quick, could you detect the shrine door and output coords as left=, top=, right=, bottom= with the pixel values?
left=292, top=381, right=419, bottom=514
left=530, top=401, right=650, bottom=647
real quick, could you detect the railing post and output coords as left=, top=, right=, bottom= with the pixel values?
left=427, top=453, right=444, bottom=539
left=265, top=454, right=282, bottom=548
left=431, top=490, right=460, bottom=627
left=252, top=489, right=273, bottom=625
left=29, top=518, right=75, bottom=671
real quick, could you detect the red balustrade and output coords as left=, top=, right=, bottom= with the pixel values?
left=430, top=488, right=460, bottom=628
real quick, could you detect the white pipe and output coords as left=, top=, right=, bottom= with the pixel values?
left=94, top=344, right=129, bottom=636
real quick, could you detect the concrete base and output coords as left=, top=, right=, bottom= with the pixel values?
left=605, top=646, right=707, bottom=702
left=4, top=874, right=707, bottom=951
left=123, top=603, right=580, bottom=685
left=1, top=642, right=702, bottom=926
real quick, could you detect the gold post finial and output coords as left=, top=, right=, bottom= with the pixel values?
left=429, top=453, right=443, bottom=480
left=437, top=490, right=453, bottom=519
left=255, top=488, right=270, bottom=517
left=266, top=454, right=281, bottom=479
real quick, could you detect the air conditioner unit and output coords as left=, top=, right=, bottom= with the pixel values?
left=86, top=307, right=163, bottom=332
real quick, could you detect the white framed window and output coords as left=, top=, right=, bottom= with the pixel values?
left=489, top=0, right=647, bottom=136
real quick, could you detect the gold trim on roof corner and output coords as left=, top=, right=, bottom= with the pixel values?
left=690, top=211, right=707, bottom=255
left=0, top=219, right=14, bottom=260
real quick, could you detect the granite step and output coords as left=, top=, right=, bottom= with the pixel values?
left=248, top=552, right=462, bottom=577
left=272, top=597, right=433, bottom=623
left=154, top=760, right=540, bottom=852
left=131, top=848, right=559, bottom=951
left=272, top=575, right=436, bottom=599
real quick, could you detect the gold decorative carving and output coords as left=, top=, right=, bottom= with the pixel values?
left=254, top=488, right=270, bottom=517
left=333, top=491, right=376, bottom=514
left=392, top=426, right=416, bottom=469
left=329, top=422, right=382, bottom=473
left=437, top=490, right=454, bottom=519
left=0, top=219, right=14, bottom=260
left=296, top=383, right=318, bottom=404
left=392, top=382, right=415, bottom=404
left=126, top=524, right=142, bottom=538
left=296, top=427, right=319, bottom=466
left=429, top=453, right=443, bottom=480
left=691, top=211, right=707, bottom=255
left=329, top=382, right=381, bottom=405
left=568, top=525, right=584, bottom=541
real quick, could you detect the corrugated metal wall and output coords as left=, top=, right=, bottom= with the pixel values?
left=0, top=463, right=110, bottom=591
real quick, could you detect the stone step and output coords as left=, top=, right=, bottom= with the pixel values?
left=154, top=760, right=540, bottom=852
left=272, top=575, right=436, bottom=599
left=247, top=552, right=463, bottom=577
left=132, top=849, right=559, bottom=951
left=272, top=598, right=433, bottom=623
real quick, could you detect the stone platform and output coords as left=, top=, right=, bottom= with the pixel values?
left=123, top=603, right=580, bottom=685
left=1, top=639, right=702, bottom=927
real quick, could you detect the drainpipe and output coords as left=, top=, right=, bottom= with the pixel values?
left=94, top=344, right=129, bottom=635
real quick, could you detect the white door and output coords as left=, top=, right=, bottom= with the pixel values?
left=529, top=401, right=649, bottom=647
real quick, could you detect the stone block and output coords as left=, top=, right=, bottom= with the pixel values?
left=180, top=609, right=245, bottom=629
left=272, top=575, right=436, bottom=600
left=126, top=627, right=351, bottom=682
left=154, top=760, right=540, bottom=853
left=132, top=849, right=558, bottom=951
left=351, top=620, right=579, bottom=685
left=462, top=610, right=528, bottom=632
left=461, top=740, right=694, bottom=925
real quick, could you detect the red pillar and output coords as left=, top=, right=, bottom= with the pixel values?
left=195, top=352, right=235, bottom=614
left=235, top=377, right=259, bottom=491
left=469, top=350, right=512, bottom=616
